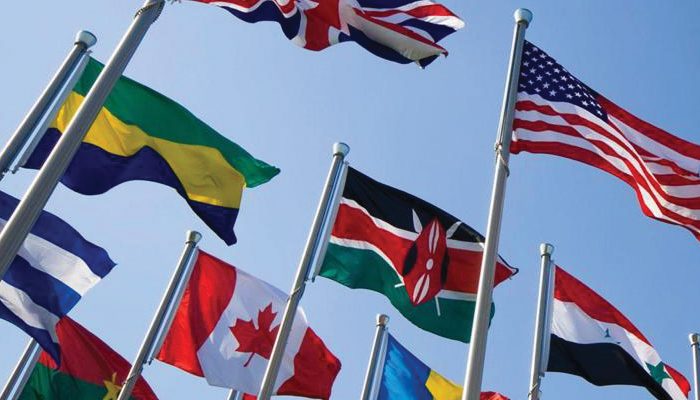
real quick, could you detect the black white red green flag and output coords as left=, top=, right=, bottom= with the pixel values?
left=547, top=266, right=690, bottom=400
left=318, top=167, right=517, bottom=342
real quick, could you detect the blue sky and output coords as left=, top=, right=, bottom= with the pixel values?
left=0, top=1, right=699, bottom=399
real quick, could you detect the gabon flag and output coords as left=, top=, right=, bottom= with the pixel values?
left=156, top=250, right=341, bottom=399
left=19, top=317, right=157, bottom=400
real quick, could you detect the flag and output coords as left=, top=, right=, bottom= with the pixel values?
left=0, top=190, right=115, bottom=363
left=19, top=317, right=157, bottom=400
left=318, top=167, right=517, bottom=342
left=156, top=250, right=341, bottom=399
left=547, top=266, right=690, bottom=400
left=511, top=41, right=700, bottom=240
left=378, top=333, right=508, bottom=400
left=191, top=0, right=464, bottom=68
left=24, top=57, right=280, bottom=245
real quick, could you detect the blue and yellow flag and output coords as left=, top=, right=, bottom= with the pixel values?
left=378, top=334, right=462, bottom=400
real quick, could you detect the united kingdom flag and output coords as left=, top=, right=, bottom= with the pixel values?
left=193, top=0, right=464, bottom=67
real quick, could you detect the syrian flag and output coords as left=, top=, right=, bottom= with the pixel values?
left=319, top=167, right=517, bottom=342
left=547, top=266, right=690, bottom=400
left=156, top=250, right=341, bottom=399
left=21, top=317, right=157, bottom=400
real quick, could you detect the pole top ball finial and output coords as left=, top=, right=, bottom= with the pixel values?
left=539, top=243, right=554, bottom=257
left=186, top=230, right=202, bottom=244
left=514, top=8, right=533, bottom=26
left=333, top=142, right=350, bottom=157
left=690, top=333, right=700, bottom=345
left=377, top=314, right=390, bottom=326
left=75, top=30, right=97, bottom=48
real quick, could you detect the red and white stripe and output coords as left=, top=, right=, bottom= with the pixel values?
left=512, top=93, right=700, bottom=240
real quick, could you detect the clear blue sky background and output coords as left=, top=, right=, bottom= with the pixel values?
left=0, top=1, right=699, bottom=399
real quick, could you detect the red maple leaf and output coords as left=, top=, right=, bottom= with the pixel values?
left=230, top=303, right=280, bottom=367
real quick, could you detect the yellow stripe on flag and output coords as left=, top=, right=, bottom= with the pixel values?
left=425, top=369, right=462, bottom=400
left=52, top=92, right=246, bottom=208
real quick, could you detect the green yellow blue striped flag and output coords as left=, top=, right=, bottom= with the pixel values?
left=24, top=57, right=279, bottom=245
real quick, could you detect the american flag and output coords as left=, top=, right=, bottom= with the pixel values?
left=511, top=41, right=700, bottom=240
left=192, top=0, right=464, bottom=67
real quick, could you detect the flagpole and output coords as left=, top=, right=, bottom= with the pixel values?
left=226, top=390, right=243, bottom=400
left=0, top=0, right=165, bottom=284
left=461, top=9, right=532, bottom=400
left=0, top=339, right=40, bottom=400
left=690, top=333, right=700, bottom=400
left=0, top=30, right=96, bottom=180
left=528, top=244, right=554, bottom=400
left=117, top=230, right=201, bottom=400
left=360, top=314, right=389, bottom=400
left=258, top=142, right=350, bottom=400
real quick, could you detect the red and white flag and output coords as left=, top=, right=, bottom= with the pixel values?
left=156, top=250, right=341, bottom=399
left=511, top=41, right=700, bottom=241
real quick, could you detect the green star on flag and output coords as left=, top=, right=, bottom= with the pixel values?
left=646, top=362, right=671, bottom=385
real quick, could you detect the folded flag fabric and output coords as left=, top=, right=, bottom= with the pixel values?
left=319, top=167, right=517, bottom=342
left=548, top=266, right=690, bottom=400
left=511, top=41, right=700, bottom=241
left=191, top=0, right=464, bottom=67
left=378, top=333, right=508, bottom=400
left=24, top=57, right=280, bottom=245
left=156, top=250, right=341, bottom=399
left=0, top=190, right=115, bottom=364
left=19, top=317, right=157, bottom=400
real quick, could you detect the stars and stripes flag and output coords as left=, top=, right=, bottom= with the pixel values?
left=190, top=0, right=464, bottom=67
left=511, top=41, right=700, bottom=240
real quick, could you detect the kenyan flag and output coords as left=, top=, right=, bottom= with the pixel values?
left=19, top=317, right=157, bottom=400
left=318, top=167, right=517, bottom=342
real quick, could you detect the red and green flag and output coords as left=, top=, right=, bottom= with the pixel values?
left=19, top=317, right=158, bottom=400
left=318, top=167, right=517, bottom=342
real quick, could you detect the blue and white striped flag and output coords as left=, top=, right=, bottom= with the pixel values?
left=0, top=190, right=115, bottom=364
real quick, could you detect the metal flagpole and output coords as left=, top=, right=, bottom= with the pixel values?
left=0, top=0, right=165, bottom=284
left=11, top=52, right=93, bottom=175
left=360, top=314, right=390, bottom=400
left=226, top=390, right=243, bottom=400
left=0, top=339, right=40, bottom=400
left=690, top=333, right=700, bottom=400
left=117, top=230, right=202, bottom=400
left=0, top=30, right=96, bottom=180
left=461, top=9, right=532, bottom=400
left=527, top=244, right=554, bottom=400
left=258, top=142, right=350, bottom=400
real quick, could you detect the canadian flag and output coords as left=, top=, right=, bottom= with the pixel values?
left=156, top=250, right=341, bottom=399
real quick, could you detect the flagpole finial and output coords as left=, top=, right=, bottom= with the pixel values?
left=186, top=230, right=202, bottom=244
left=514, top=8, right=533, bottom=26
left=333, top=142, right=350, bottom=157
left=74, top=30, right=97, bottom=48
left=690, top=333, right=700, bottom=346
left=539, top=243, right=554, bottom=256
left=376, top=314, right=389, bottom=327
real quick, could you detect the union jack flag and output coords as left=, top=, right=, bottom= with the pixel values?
left=193, top=0, right=464, bottom=67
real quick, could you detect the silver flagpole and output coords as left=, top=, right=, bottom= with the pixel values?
left=258, top=142, right=350, bottom=400
left=117, top=230, right=201, bottom=400
left=0, top=0, right=165, bottom=283
left=527, top=244, right=554, bottom=400
left=226, top=390, right=243, bottom=400
left=0, top=339, right=40, bottom=400
left=690, top=333, right=700, bottom=400
left=11, top=52, right=93, bottom=174
left=360, top=314, right=390, bottom=400
left=0, top=30, right=96, bottom=180
left=461, top=9, right=532, bottom=400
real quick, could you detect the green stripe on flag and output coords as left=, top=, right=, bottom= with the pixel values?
left=19, top=363, right=135, bottom=400
left=73, top=58, right=278, bottom=188
left=319, top=243, right=492, bottom=342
